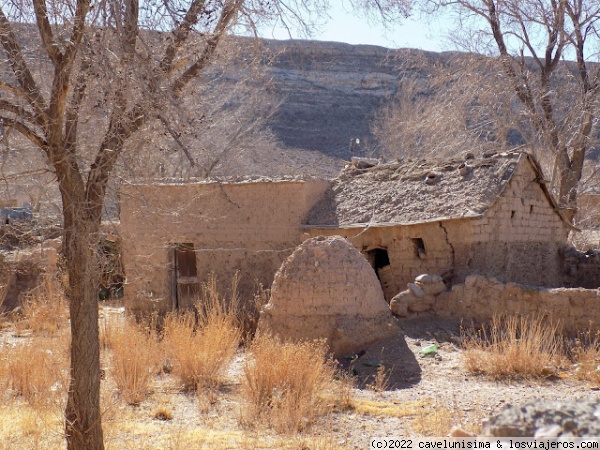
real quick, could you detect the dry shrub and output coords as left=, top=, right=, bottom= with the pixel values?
left=163, top=311, right=240, bottom=391
left=571, top=330, right=600, bottom=386
left=2, top=340, right=66, bottom=406
left=110, top=318, right=161, bottom=405
left=241, top=334, right=336, bottom=433
left=462, top=314, right=564, bottom=379
left=19, top=275, right=68, bottom=335
left=411, top=405, right=455, bottom=436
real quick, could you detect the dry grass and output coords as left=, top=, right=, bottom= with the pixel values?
left=462, top=314, right=565, bottom=379
left=368, top=364, right=391, bottom=393
left=241, top=334, right=336, bottom=433
left=18, top=275, right=68, bottom=335
left=571, top=330, right=600, bottom=387
left=411, top=404, right=455, bottom=436
left=163, top=311, right=240, bottom=391
left=1, top=338, right=67, bottom=406
left=109, top=318, right=161, bottom=405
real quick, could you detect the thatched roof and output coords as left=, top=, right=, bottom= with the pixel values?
left=303, top=151, right=563, bottom=227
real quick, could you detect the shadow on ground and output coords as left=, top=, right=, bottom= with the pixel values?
left=336, top=317, right=466, bottom=392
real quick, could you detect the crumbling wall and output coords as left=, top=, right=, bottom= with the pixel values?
left=392, top=274, right=600, bottom=335
left=303, top=222, right=456, bottom=301
left=120, top=180, right=329, bottom=313
left=563, top=247, right=600, bottom=288
left=258, top=236, right=396, bottom=356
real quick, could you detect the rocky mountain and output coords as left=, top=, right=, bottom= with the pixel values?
left=253, top=39, right=448, bottom=159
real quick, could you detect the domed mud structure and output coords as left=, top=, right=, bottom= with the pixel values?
left=258, top=235, right=397, bottom=356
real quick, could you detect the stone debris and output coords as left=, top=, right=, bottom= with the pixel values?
left=390, top=273, right=447, bottom=317
left=482, top=399, right=600, bottom=437
left=257, top=235, right=397, bottom=356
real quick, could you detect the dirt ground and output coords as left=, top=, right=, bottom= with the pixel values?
left=0, top=308, right=592, bottom=449
left=325, top=317, right=588, bottom=446
left=94, top=313, right=590, bottom=449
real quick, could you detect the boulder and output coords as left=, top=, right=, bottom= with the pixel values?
left=414, top=274, right=447, bottom=296
left=482, top=399, right=600, bottom=437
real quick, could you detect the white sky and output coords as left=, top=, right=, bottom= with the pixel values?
left=258, top=2, right=452, bottom=52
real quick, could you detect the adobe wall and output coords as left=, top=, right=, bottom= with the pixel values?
left=434, top=275, right=600, bottom=335
left=303, top=221, right=459, bottom=300
left=306, top=161, right=568, bottom=299
left=120, top=180, right=329, bottom=313
left=452, top=159, right=568, bottom=287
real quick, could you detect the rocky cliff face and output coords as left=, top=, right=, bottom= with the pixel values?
left=252, top=39, right=451, bottom=159
left=261, top=40, right=399, bottom=158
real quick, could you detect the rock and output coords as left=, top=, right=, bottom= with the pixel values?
left=449, top=427, right=474, bottom=438
left=390, top=290, right=412, bottom=317
left=408, top=283, right=425, bottom=298
left=390, top=283, right=435, bottom=317
left=482, top=399, right=600, bottom=437
left=415, top=274, right=447, bottom=296
left=407, top=296, right=434, bottom=313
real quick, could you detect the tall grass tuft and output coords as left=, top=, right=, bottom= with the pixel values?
left=109, top=318, right=161, bottom=405
left=163, top=295, right=240, bottom=392
left=19, top=275, right=68, bottom=335
left=241, top=334, right=336, bottom=433
left=2, top=340, right=66, bottom=406
left=571, top=330, right=600, bottom=387
left=462, top=314, right=564, bottom=379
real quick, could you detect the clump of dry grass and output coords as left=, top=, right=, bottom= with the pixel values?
left=163, top=311, right=240, bottom=391
left=368, top=364, right=391, bottom=394
left=109, top=318, right=161, bottom=405
left=1, top=339, right=66, bottom=406
left=571, top=330, right=600, bottom=386
left=18, top=275, right=68, bottom=335
left=462, top=314, right=564, bottom=379
left=241, top=334, right=336, bottom=433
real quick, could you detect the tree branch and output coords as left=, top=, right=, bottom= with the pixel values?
left=33, top=0, right=63, bottom=65
left=0, top=8, right=48, bottom=122
left=160, top=0, right=207, bottom=75
left=0, top=116, right=48, bottom=150
left=171, top=0, right=243, bottom=97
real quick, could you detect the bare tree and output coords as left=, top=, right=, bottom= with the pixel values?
left=425, top=0, right=600, bottom=220
left=373, top=51, right=520, bottom=160
left=0, top=1, right=324, bottom=448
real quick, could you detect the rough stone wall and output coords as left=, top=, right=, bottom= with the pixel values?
left=258, top=236, right=396, bottom=356
left=120, top=180, right=329, bottom=313
left=433, top=275, right=600, bottom=334
left=303, top=222, right=457, bottom=301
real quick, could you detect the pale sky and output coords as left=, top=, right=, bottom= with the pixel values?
left=259, top=2, right=451, bottom=52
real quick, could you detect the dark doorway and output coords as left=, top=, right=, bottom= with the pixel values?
left=367, top=248, right=390, bottom=272
left=169, top=243, right=200, bottom=310
left=365, top=247, right=394, bottom=301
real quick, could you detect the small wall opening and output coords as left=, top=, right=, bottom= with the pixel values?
left=411, top=238, right=427, bottom=259
left=367, top=248, right=390, bottom=271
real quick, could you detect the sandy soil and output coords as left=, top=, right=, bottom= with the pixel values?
left=92, top=314, right=591, bottom=449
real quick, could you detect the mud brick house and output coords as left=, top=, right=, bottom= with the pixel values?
left=120, top=151, right=573, bottom=312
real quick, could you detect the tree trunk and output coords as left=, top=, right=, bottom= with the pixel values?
left=63, top=207, right=104, bottom=450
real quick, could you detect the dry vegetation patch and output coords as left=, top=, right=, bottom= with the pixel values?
left=462, top=315, right=565, bottom=379
left=241, top=334, right=336, bottom=433
left=1, top=277, right=598, bottom=449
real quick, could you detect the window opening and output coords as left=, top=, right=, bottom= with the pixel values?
left=411, top=238, right=427, bottom=259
